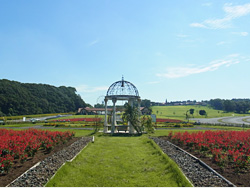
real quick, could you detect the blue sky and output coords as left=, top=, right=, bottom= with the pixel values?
left=1, top=0, right=250, bottom=105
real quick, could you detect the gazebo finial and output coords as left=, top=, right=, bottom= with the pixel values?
left=121, top=75, right=124, bottom=87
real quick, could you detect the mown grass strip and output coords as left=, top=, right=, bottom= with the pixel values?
left=46, top=136, right=192, bottom=187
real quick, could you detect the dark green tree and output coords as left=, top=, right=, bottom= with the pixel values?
left=0, top=79, right=89, bottom=115
left=209, top=99, right=223, bottom=110
left=189, top=109, right=195, bottom=117
left=141, top=99, right=151, bottom=108
left=199, top=110, right=207, bottom=117
left=223, top=100, right=236, bottom=112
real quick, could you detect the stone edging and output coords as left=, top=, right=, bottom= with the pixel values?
left=151, top=137, right=236, bottom=187
left=7, top=136, right=93, bottom=187
left=166, top=140, right=236, bottom=187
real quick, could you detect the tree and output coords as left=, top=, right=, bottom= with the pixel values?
left=141, top=115, right=154, bottom=133
left=122, top=104, right=142, bottom=135
left=186, top=109, right=195, bottom=121
left=94, top=103, right=105, bottom=108
left=141, top=99, right=151, bottom=108
left=199, top=110, right=207, bottom=117
left=235, top=101, right=250, bottom=114
left=223, top=100, right=236, bottom=112
left=209, top=99, right=223, bottom=110
left=189, top=109, right=195, bottom=117
left=0, top=79, right=90, bottom=115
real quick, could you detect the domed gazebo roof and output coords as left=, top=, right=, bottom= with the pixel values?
left=106, top=77, right=139, bottom=97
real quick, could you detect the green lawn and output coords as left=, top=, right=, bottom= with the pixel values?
left=151, top=125, right=250, bottom=137
left=46, top=136, right=192, bottom=187
left=152, top=105, right=248, bottom=120
left=0, top=123, right=37, bottom=128
left=0, top=113, right=71, bottom=121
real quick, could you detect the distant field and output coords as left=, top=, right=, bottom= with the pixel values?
left=152, top=105, right=248, bottom=120
left=0, top=113, right=71, bottom=121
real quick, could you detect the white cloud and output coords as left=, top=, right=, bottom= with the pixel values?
left=224, top=3, right=250, bottom=18
left=76, top=85, right=108, bottom=93
left=190, top=23, right=208, bottom=28
left=203, top=17, right=231, bottom=29
left=156, top=55, right=240, bottom=79
left=232, top=31, right=248, bottom=36
left=190, top=3, right=250, bottom=29
left=241, top=32, right=248, bottom=36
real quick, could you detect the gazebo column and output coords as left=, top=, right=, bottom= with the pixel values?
left=104, top=98, right=108, bottom=133
left=111, top=98, right=117, bottom=134
left=128, top=98, right=136, bottom=134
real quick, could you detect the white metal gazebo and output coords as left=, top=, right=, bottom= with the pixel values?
left=103, top=77, right=141, bottom=134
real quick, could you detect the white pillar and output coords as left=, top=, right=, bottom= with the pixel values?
left=129, top=98, right=135, bottom=134
left=104, top=98, right=108, bottom=133
left=111, top=98, right=117, bottom=134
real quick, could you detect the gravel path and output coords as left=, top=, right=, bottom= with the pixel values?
left=152, top=137, right=235, bottom=187
left=7, top=137, right=92, bottom=187
left=191, top=116, right=250, bottom=126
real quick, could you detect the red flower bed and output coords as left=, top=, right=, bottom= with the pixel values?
left=168, top=130, right=250, bottom=170
left=156, top=118, right=182, bottom=123
left=0, top=129, right=74, bottom=174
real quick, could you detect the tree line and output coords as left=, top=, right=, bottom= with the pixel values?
left=209, top=98, right=250, bottom=114
left=0, top=79, right=90, bottom=116
left=140, top=98, right=250, bottom=114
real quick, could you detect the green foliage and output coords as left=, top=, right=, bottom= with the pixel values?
left=155, top=122, right=194, bottom=128
left=209, top=98, right=250, bottom=113
left=141, top=99, right=151, bottom=108
left=94, top=103, right=105, bottom=108
left=189, top=109, right=194, bottom=116
left=199, top=110, right=207, bottom=117
left=141, top=116, right=154, bottom=133
left=122, top=104, right=142, bottom=134
left=0, top=79, right=89, bottom=116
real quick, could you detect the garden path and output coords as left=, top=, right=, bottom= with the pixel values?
left=46, top=136, right=192, bottom=187
left=191, top=115, right=250, bottom=125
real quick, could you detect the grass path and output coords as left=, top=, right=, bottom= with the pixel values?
left=46, top=136, right=192, bottom=187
